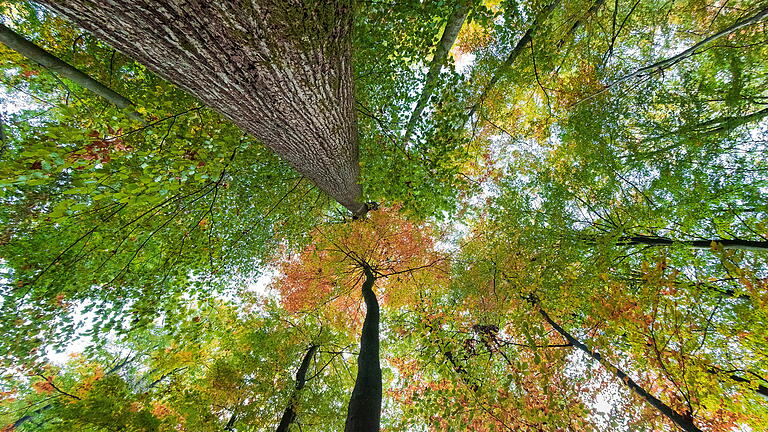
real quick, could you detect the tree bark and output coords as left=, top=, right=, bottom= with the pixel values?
left=276, top=344, right=319, bottom=432
left=535, top=303, right=703, bottom=432
left=36, top=0, right=367, bottom=216
left=344, top=267, right=381, bottom=432
left=0, top=23, right=143, bottom=122
left=618, top=235, right=768, bottom=252
left=403, top=0, right=471, bottom=141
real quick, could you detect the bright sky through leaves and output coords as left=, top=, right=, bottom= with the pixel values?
left=1, top=0, right=768, bottom=431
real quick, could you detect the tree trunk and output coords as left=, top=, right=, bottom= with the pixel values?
left=0, top=23, right=143, bottom=122
left=468, top=0, right=560, bottom=117
left=403, top=0, right=471, bottom=141
left=535, top=303, right=703, bottom=432
left=556, top=0, right=606, bottom=48
left=37, top=0, right=367, bottom=216
left=618, top=235, right=768, bottom=252
left=726, top=374, right=768, bottom=398
left=276, top=344, right=319, bottom=432
left=705, top=367, right=768, bottom=398
left=344, top=267, right=381, bottom=432
left=610, top=6, right=768, bottom=86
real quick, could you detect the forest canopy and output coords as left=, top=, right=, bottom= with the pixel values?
left=1, top=0, right=767, bottom=431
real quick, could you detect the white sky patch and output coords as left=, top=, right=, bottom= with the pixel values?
left=246, top=267, right=278, bottom=297
left=45, top=300, right=100, bottom=365
left=453, top=52, right=476, bottom=74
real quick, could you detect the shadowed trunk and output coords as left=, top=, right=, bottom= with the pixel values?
left=726, top=374, right=768, bottom=398
left=610, top=6, right=768, bottom=86
left=37, top=0, right=367, bottom=216
left=275, top=344, right=319, bottom=432
left=617, top=235, right=768, bottom=252
left=535, top=302, right=704, bottom=432
left=705, top=367, right=768, bottom=398
left=344, top=267, right=381, bottom=432
left=556, top=0, right=605, bottom=48
left=0, top=23, right=143, bottom=121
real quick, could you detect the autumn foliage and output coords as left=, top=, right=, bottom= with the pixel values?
left=274, top=207, right=447, bottom=324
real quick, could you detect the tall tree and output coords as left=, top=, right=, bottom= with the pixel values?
left=344, top=264, right=381, bottom=432
left=404, top=0, right=472, bottom=141
left=36, top=0, right=368, bottom=215
left=532, top=298, right=704, bottom=432
left=2, top=0, right=768, bottom=430
left=276, top=344, right=319, bottom=432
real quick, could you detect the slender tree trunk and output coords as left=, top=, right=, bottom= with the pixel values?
left=611, top=6, right=768, bottom=85
left=11, top=404, right=53, bottom=429
left=403, top=0, right=471, bottom=140
left=727, top=374, right=768, bottom=398
left=618, top=235, right=768, bottom=252
left=705, top=367, right=768, bottom=398
left=556, top=0, right=606, bottom=48
left=572, top=6, right=768, bottom=107
left=344, top=267, right=381, bottom=432
left=468, top=0, right=560, bottom=117
left=534, top=302, right=703, bottom=432
left=0, top=23, right=143, bottom=122
left=276, top=344, right=319, bottom=432
left=36, top=0, right=368, bottom=216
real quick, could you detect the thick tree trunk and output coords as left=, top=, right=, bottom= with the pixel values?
left=535, top=303, right=703, bottom=432
left=0, top=23, right=143, bottom=121
left=37, top=0, right=367, bottom=216
left=276, top=344, right=319, bottom=432
left=344, top=267, right=381, bottom=432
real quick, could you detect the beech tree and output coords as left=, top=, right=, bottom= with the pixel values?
left=36, top=0, right=368, bottom=215
left=2, top=0, right=768, bottom=431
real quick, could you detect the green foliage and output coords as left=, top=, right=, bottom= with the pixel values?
left=2, top=0, right=768, bottom=430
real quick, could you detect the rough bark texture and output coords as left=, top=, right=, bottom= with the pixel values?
left=37, top=0, right=366, bottom=215
left=276, top=344, right=319, bottom=432
left=344, top=268, right=381, bottom=432
left=403, top=0, right=471, bottom=140
left=0, top=23, right=143, bottom=121
left=536, top=304, right=704, bottom=432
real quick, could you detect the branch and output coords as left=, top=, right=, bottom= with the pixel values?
left=468, top=0, right=561, bottom=117
left=571, top=6, right=768, bottom=107
left=0, top=23, right=144, bottom=122
left=531, top=300, right=703, bottom=432
left=556, top=0, right=606, bottom=48
left=617, top=235, right=768, bottom=252
left=35, top=374, right=81, bottom=400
